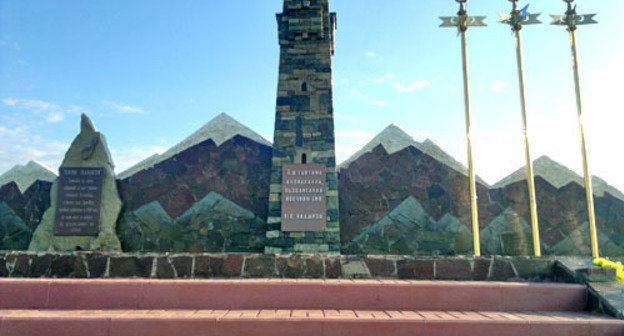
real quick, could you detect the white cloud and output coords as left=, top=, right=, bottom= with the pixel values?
left=111, top=145, right=168, bottom=172
left=364, top=51, right=377, bottom=58
left=103, top=101, right=146, bottom=115
left=371, top=100, right=387, bottom=107
left=392, top=81, right=431, bottom=93
left=2, top=98, right=84, bottom=123
left=2, top=98, right=59, bottom=111
left=375, top=77, right=385, bottom=83
left=2, top=98, right=17, bottom=106
left=0, top=125, right=26, bottom=138
left=66, top=105, right=85, bottom=115
left=0, top=128, right=69, bottom=175
left=492, top=80, right=510, bottom=93
left=349, top=89, right=361, bottom=97
left=116, top=104, right=145, bottom=114
left=46, top=112, right=64, bottom=123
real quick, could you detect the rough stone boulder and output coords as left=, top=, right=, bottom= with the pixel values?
left=29, top=114, right=122, bottom=251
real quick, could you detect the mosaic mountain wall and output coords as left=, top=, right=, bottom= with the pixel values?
left=339, top=143, right=624, bottom=256
left=116, top=135, right=272, bottom=220
left=489, top=177, right=624, bottom=256
left=117, top=192, right=266, bottom=253
left=115, top=135, right=272, bottom=253
left=1, top=119, right=623, bottom=256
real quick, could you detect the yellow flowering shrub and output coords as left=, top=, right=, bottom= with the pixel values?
left=593, top=258, right=624, bottom=284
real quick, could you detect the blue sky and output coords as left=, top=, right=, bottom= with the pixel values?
left=1, top=1, right=623, bottom=190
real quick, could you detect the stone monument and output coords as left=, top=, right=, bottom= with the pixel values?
left=266, top=0, right=340, bottom=254
left=29, top=114, right=122, bottom=251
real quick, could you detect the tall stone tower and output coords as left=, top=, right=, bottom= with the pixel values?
left=266, top=0, right=340, bottom=254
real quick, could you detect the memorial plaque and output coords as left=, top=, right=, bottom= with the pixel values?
left=54, top=167, right=105, bottom=236
left=281, top=164, right=326, bottom=231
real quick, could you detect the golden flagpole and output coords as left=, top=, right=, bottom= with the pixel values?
left=440, top=0, right=486, bottom=256
left=551, top=0, right=599, bottom=258
left=500, top=0, right=542, bottom=256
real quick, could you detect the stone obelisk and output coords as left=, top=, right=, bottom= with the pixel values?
left=266, top=0, right=340, bottom=254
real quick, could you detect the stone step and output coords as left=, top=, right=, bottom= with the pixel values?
left=0, top=278, right=587, bottom=312
left=0, top=309, right=622, bottom=336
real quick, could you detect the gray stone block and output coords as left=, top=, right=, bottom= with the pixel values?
left=577, top=267, right=617, bottom=282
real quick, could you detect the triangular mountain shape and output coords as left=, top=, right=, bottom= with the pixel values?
left=480, top=207, right=532, bottom=256
left=551, top=223, right=624, bottom=256
left=344, top=196, right=472, bottom=255
left=0, top=161, right=57, bottom=193
left=117, top=192, right=265, bottom=252
left=590, top=175, right=624, bottom=201
left=339, top=124, right=488, bottom=185
left=118, top=113, right=272, bottom=179
left=492, top=155, right=624, bottom=201
left=339, top=124, right=418, bottom=169
left=419, top=138, right=479, bottom=183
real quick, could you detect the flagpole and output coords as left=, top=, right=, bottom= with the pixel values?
left=554, top=0, right=599, bottom=258
left=570, top=29, right=599, bottom=259
left=514, top=30, right=541, bottom=257
left=505, top=0, right=541, bottom=256
left=440, top=0, right=486, bottom=256
left=459, top=11, right=481, bottom=257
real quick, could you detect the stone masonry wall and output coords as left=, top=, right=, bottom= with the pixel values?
left=266, top=0, right=340, bottom=254
left=0, top=251, right=559, bottom=281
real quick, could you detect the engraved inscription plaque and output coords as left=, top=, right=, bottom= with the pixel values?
left=281, top=164, right=326, bottom=231
left=54, top=167, right=105, bottom=236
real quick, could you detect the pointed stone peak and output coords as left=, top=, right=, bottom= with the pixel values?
left=494, top=155, right=581, bottom=190
left=338, top=124, right=488, bottom=186
left=591, top=176, right=624, bottom=201
left=339, top=124, right=419, bottom=169
left=416, top=138, right=490, bottom=185
left=117, top=113, right=271, bottom=179
left=80, top=113, right=97, bottom=134
left=176, top=112, right=272, bottom=149
left=0, top=160, right=57, bottom=193
left=534, top=155, right=564, bottom=168
left=388, top=196, right=428, bottom=220
left=25, top=160, right=55, bottom=172
left=493, top=155, right=624, bottom=201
